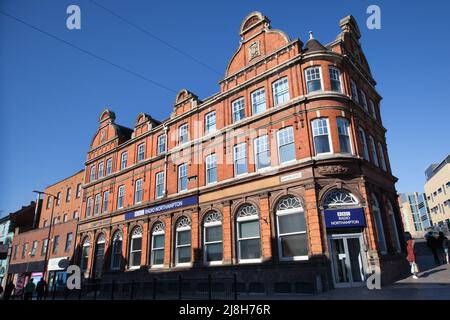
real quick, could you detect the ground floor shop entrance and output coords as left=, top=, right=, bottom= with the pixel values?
left=329, top=233, right=368, bottom=288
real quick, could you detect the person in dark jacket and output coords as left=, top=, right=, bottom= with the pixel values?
left=3, top=281, right=15, bottom=300
left=426, top=232, right=441, bottom=265
left=438, top=232, right=449, bottom=264
left=36, top=278, right=48, bottom=300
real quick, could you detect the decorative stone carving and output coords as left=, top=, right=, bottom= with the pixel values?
left=248, top=41, right=261, bottom=60
left=317, top=165, right=350, bottom=176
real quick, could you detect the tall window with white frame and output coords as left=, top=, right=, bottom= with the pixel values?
left=106, top=158, right=112, bottom=176
left=121, top=151, right=128, bottom=170
left=76, top=183, right=82, bottom=198
left=350, top=79, right=359, bottom=103
left=134, top=179, right=143, bottom=204
left=117, top=185, right=125, bottom=209
left=234, top=143, right=248, bottom=176
left=175, top=217, right=191, bottom=265
left=98, top=162, right=104, bottom=179
left=305, top=67, right=322, bottom=93
left=110, top=231, right=122, bottom=270
left=358, top=128, right=370, bottom=161
left=94, top=194, right=101, bottom=215
left=311, top=118, right=332, bottom=155
left=276, top=196, right=308, bottom=260
left=368, top=135, right=379, bottom=167
left=137, top=143, right=145, bottom=162
left=205, top=112, right=216, bottom=134
left=377, top=142, right=387, bottom=171
left=254, top=135, right=270, bottom=170
left=56, top=192, right=61, bottom=206
left=329, top=67, right=342, bottom=92
left=129, top=226, right=142, bottom=268
left=251, top=88, right=266, bottom=115
left=155, top=172, right=165, bottom=199
left=66, top=187, right=71, bottom=202
left=371, top=194, right=387, bottom=254
left=179, top=124, right=189, bottom=145
left=86, top=197, right=92, bottom=217
left=336, top=118, right=352, bottom=154
left=90, top=166, right=96, bottom=182
left=206, top=154, right=217, bottom=184
left=150, top=222, right=165, bottom=267
left=157, top=134, right=167, bottom=155
left=102, top=191, right=109, bottom=213
left=277, top=126, right=296, bottom=164
left=232, top=98, right=245, bottom=123
left=203, top=212, right=223, bottom=264
left=178, top=164, right=188, bottom=192
left=236, top=205, right=261, bottom=262
left=80, top=238, right=90, bottom=273
left=273, top=77, right=290, bottom=105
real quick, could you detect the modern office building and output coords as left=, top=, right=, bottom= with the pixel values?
left=424, top=154, right=450, bottom=234
left=399, top=192, right=432, bottom=238
left=74, top=12, right=407, bottom=292
left=8, top=170, right=84, bottom=293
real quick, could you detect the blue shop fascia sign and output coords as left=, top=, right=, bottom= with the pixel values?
left=324, top=208, right=366, bottom=229
left=125, top=195, right=198, bottom=220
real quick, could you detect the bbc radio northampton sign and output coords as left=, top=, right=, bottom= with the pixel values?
left=324, top=208, right=366, bottom=229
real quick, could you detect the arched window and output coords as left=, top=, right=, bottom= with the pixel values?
left=110, top=231, right=122, bottom=271
left=203, top=212, right=223, bottom=264
left=323, top=189, right=359, bottom=208
left=150, top=222, right=165, bottom=267
left=371, top=194, right=387, bottom=254
left=387, top=201, right=401, bottom=253
left=80, top=237, right=90, bottom=272
left=175, top=217, right=191, bottom=265
left=236, top=205, right=261, bottom=262
left=358, top=128, right=370, bottom=161
left=93, top=234, right=105, bottom=278
left=276, top=196, right=308, bottom=260
left=129, top=226, right=142, bottom=268
left=377, top=142, right=387, bottom=172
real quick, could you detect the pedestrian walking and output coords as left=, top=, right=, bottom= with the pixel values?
left=3, top=281, right=15, bottom=300
left=438, top=232, right=449, bottom=264
left=426, top=232, right=441, bottom=265
left=23, top=278, right=36, bottom=301
left=406, top=238, right=419, bottom=279
left=36, top=277, right=48, bottom=300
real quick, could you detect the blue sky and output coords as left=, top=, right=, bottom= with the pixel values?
left=0, top=0, right=449, bottom=217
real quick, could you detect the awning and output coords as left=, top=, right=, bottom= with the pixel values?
left=8, top=260, right=45, bottom=274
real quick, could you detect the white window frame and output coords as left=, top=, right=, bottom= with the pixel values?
left=305, top=67, right=323, bottom=93
left=179, top=123, right=189, bottom=145
left=336, top=118, right=353, bottom=154
left=232, top=97, right=245, bottom=123
left=254, top=135, right=271, bottom=171
left=90, top=166, right=96, bottom=182
left=203, top=213, right=223, bottom=265
left=205, top=154, right=217, bottom=185
left=137, top=143, right=145, bottom=162
left=129, top=229, right=142, bottom=269
left=106, top=158, right=112, bottom=176
left=155, top=172, right=165, bottom=199
left=117, top=185, right=125, bottom=209
left=251, top=88, right=266, bottom=115
left=120, top=152, right=128, bottom=170
left=102, top=191, right=109, bottom=213
left=175, top=220, right=192, bottom=266
left=358, top=128, right=370, bottom=161
left=205, top=111, right=216, bottom=134
left=350, top=79, right=359, bottom=103
left=359, top=89, right=368, bottom=111
left=86, top=197, right=92, bottom=217
left=272, top=77, right=290, bottom=106
left=98, top=162, right=104, bottom=179
left=134, top=179, right=143, bottom=204
left=311, top=118, right=333, bottom=156
left=277, top=126, right=296, bottom=165
left=369, top=100, right=377, bottom=119
left=329, top=66, right=342, bottom=93
left=233, top=143, right=248, bottom=177
left=31, top=240, right=38, bottom=257
left=276, top=206, right=308, bottom=261
left=151, top=223, right=165, bottom=268
left=236, top=206, right=261, bottom=264
left=157, top=134, right=167, bottom=155
left=178, top=164, right=188, bottom=193
left=94, top=194, right=101, bottom=215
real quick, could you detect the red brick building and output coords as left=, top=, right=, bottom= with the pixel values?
left=8, top=170, right=84, bottom=292
left=76, top=12, right=407, bottom=292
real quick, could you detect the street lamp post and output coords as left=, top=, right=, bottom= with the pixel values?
left=32, top=190, right=58, bottom=287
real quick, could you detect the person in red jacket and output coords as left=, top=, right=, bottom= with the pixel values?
left=406, top=238, right=419, bottom=279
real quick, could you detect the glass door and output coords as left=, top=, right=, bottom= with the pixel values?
left=329, top=234, right=367, bottom=287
